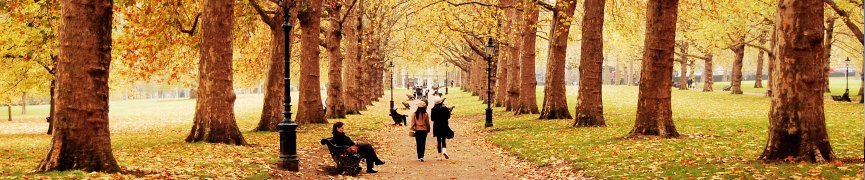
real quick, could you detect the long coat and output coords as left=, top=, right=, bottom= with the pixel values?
left=430, top=104, right=453, bottom=138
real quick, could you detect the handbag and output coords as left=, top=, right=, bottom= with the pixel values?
left=409, top=130, right=416, bottom=137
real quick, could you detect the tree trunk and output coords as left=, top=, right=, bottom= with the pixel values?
left=760, top=0, right=834, bottom=162
left=187, top=0, right=247, bottom=145
left=514, top=3, right=539, bottom=115
left=823, top=17, right=835, bottom=93
left=325, top=0, right=346, bottom=119
left=755, top=49, right=765, bottom=88
left=21, top=92, right=26, bottom=115
left=767, top=26, right=777, bottom=97
left=506, top=1, right=524, bottom=111
left=629, top=0, right=680, bottom=138
left=343, top=9, right=362, bottom=115
left=6, top=103, right=10, bottom=121
left=729, top=43, right=745, bottom=94
left=296, top=0, right=326, bottom=124
left=573, top=0, right=605, bottom=126
left=540, top=0, right=578, bottom=120
left=47, top=79, right=55, bottom=134
left=703, top=55, right=714, bottom=92
left=677, top=43, right=688, bottom=90
left=38, top=0, right=120, bottom=172
left=495, top=0, right=511, bottom=108
left=255, top=7, right=290, bottom=131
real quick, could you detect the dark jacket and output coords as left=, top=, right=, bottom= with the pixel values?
left=430, top=104, right=454, bottom=138
left=331, top=132, right=356, bottom=147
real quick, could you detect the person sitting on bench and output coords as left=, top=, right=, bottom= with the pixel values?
left=331, top=122, right=386, bottom=173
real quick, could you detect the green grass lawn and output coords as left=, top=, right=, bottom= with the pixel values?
left=710, top=77, right=863, bottom=95
left=483, top=85, right=864, bottom=179
left=0, top=90, right=409, bottom=178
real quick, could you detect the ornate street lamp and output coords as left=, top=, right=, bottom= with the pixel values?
left=388, top=61, right=395, bottom=110
left=844, top=57, right=851, bottom=101
left=277, top=0, right=299, bottom=171
left=484, top=37, right=496, bottom=128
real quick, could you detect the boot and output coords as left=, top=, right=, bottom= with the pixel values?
left=442, top=148, right=449, bottom=159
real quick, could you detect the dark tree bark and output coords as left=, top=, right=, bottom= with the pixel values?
left=495, top=0, right=512, bottom=107
left=629, top=0, right=680, bottom=138
left=38, top=0, right=120, bottom=172
left=573, top=0, right=606, bottom=126
left=343, top=5, right=363, bottom=115
left=514, top=3, right=539, bottom=115
left=677, top=44, right=688, bottom=90
left=296, top=0, right=327, bottom=124
left=249, top=0, right=294, bottom=131
left=506, top=2, right=524, bottom=111
left=729, top=42, right=745, bottom=94
left=47, top=79, right=55, bottom=134
left=755, top=32, right=767, bottom=88
left=703, top=55, right=714, bottom=92
left=823, top=17, right=835, bottom=93
left=187, top=0, right=247, bottom=145
left=540, top=0, right=578, bottom=120
left=767, top=27, right=777, bottom=97
left=324, top=0, right=346, bottom=119
left=759, top=0, right=834, bottom=162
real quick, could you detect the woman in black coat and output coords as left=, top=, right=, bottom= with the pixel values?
left=332, top=122, right=385, bottom=173
left=430, top=96, right=454, bottom=159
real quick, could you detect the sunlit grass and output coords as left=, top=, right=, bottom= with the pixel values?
left=710, top=77, right=862, bottom=95
left=0, top=90, right=411, bottom=178
left=484, top=85, right=864, bottom=178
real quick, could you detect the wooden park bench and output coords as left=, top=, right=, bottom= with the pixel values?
left=831, top=93, right=852, bottom=102
left=320, top=138, right=363, bottom=176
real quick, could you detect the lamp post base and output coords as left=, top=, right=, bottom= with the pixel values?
left=484, top=108, right=493, bottom=127
left=277, top=156, right=300, bottom=171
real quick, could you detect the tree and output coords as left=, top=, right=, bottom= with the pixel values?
left=249, top=0, right=296, bottom=131
left=323, top=0, right=358, bottom=119
left=186, top=0, right=247, bottom=145
left=823, top=16, right=835, bottom=93
left=539, top=0, right=577, bottom=120
left=729, top=40, right=745, bottom=94
left=506, top=1, right=524, bottom=111
left=759, top=0, right=834, bottom=162
left=754, top=31, right=767, bottom=88
left=343, top=2, right=363, bottom=115
left=296, top=0, right=327, bottom=124
left=514, top=0, right=539, bottom=115
left=37, top=0, right=120, bottom=172
left=629, top=0, right=680, bottom=138
left=573, top=0, right=606, bottom=126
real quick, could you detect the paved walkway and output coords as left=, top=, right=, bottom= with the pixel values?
left=363, top=115, right=531, bottom=179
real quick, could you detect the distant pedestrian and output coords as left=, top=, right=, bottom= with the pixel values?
left=430, top=96, right=454, bottom=159
left=687, top=78, right=693, bottom=89
left=409, top=100, right=431, bottom=162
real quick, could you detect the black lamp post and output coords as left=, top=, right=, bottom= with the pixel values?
left=484, top=38, right=496, bottom=128
left=844, top=57, right=851, bottom=101
left=277, top=0, right=299, bottom=171
left=389, top=61, right=395, bottom=110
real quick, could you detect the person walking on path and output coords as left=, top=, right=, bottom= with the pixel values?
left=430, top=96, right=454, bottom=159
left=331, top=122, right=386, bottom=173
left=410, top=100, right=431, bottom=162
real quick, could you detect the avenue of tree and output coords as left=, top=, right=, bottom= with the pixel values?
left=0, top=0, right=861, bottom=173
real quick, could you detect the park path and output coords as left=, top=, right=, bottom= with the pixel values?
left=362, top=115, right=532, bottom=179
